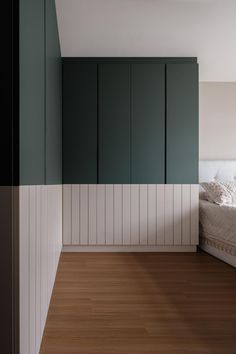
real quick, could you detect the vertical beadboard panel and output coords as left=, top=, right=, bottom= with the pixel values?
left=148, top=185, right=156, bottom=245
left=173, top=185, right=182, bottom=245
left=122, top=185, right=131, bottom=245
left=105, top=185, right=114, bottom=244
left=63, top=184, right=71, bottom=245
left=191, top=184, right=199, bottom=245
left=35, top=186, right=41, bottom=352
left=131, top=184, right=139, bottom=245
left=64, top=184, right=199, bottom=248
left=29, top=186, right=36, bottom=354
left=20, top=187, right=29, bottom=354
left=182, top=185, right=191, bottom=244
left=20, top=185, right=62, bottom=354
left=47, top=185, right=53, bottom=305
left=72, top=185, right=80, bottom=244
left=41, top=186, right=48, bottom=335
left=156, top=185, right=165, bottom=244
left=56, top=188, right=62, bottom=267
left=164, top=184, right=174, bottom=245
left=97, top=184, right=105, bottom=245
left=89, top=184, right=97, bottom=244
left=114, top=184, right=122, bottom=245
left=80, top=185, right=89, bottom=245
left=139, top=184, right=148, bottom=244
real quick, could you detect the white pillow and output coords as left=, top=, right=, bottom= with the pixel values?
left=219, top=181, right=236, bottom=204
left=200, top=181, right=232, bottom=205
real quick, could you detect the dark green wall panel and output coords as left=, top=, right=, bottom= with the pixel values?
left=63, top=62, right=97, bottom=183
left=20, top=0, right=61, bottom=185
left=166, top=63, right=199, bottom=184
left=20, top=0, right=45, bottom=185
left=131, top=64, right=165, bottom=183
left=45, top=0, right=62, bottom=185
left=99, top=64, right=130, bottom=183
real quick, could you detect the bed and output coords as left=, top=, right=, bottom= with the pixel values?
left=199, top=160, right=236, bottom=267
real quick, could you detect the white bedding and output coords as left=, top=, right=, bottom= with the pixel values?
left=199, top=199, right=236, bottom=256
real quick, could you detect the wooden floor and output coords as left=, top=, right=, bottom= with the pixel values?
left=40, top=252, right=236, bottom=354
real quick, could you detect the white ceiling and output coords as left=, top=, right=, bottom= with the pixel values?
left=55, top=0, right=236, bottom=81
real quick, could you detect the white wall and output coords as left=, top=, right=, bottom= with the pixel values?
left=20, top=185, right=62, bottom=354
left=55, top=0, right=236, bottom=81
left=63, top=184, right=199, bottom=252
left=199, top=82, right=236, bottom=160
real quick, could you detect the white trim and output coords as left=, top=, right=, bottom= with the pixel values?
left=62, top=245, right=196, bottom=252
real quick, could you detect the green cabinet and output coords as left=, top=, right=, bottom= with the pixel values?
left=166, top=63, right=199, bottom=183
left=62, top=58, right=198, bottom=184
left=63, top=62, right=97, bottom=183
left=131, top=64, right=165, bottom=183
left=99, top=64, right=131, bottom=183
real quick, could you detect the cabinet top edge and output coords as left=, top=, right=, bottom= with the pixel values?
left=62, top=57, right=198, bottom=64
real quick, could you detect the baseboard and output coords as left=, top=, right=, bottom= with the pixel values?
left=62, top=245, right=197, bottom=252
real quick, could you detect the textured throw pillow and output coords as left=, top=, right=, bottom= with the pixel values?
left=200, top=181, right=232, bottom=205
left=219, top=181, right=236, bottom=204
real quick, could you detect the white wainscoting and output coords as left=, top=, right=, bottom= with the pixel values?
left=19, top=185, right=62, bottom=354
left=63, top=184, right=199, bottom=251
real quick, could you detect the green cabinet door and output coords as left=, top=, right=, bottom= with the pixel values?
left=166, top=63, right=199, bottom=184
left=63, top=62, right=97, bottom=183
left=131, top=64, right=165, bottom=183
left=98, top=64, right=131, bottom=183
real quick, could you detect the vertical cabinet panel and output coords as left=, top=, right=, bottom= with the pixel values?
left=166, top=63, right=199, bottom=184
left=99, top=64, right=131, bottom=183
left=63, top=62, right=97, bottom=183
left=131, top=64, right=165, bottom=183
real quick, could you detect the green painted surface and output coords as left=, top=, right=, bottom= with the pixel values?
left=63, top=62, right=97, bottom=183
left=131, top=64, right=165, bottom=183
left=45, top=0, right=62, bottom=184
left=166, top=63, right=199, bottom=184
left=62, top=58, right=198, bottom=185
left=20, top=0, right=45, bottom=185
left=20, top=0, right=61, bottom=185
left=99, top=64, right=131, bottom=183
left=64, top=58, right=197, bottom=64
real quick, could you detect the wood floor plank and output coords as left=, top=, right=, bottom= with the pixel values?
left=40, top=252, right=236, bottom=354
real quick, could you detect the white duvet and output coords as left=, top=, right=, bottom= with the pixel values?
left=199, top=199, right=236, bottom=247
